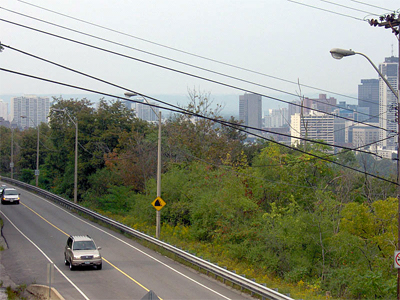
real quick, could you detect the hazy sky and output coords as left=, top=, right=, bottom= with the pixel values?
left=0, top=0, right=399, bottom=109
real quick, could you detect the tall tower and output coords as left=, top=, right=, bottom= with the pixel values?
left=358, top=79, right=379, bottom=123
left=239, top=93, right=262, bottom=136
left=378, top=56, right=398, bottom=148
left=11, top=95, right=50, bottom=128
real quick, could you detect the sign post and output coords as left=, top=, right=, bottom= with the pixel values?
left=151, top=197, right=166, bottom=239
left=47, top=262, right=54, bottom=299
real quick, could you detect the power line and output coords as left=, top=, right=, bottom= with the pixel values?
left=0, top=41, right=391, bottom=158
left=0, top=19, right=391, bottom=133
left=287, top=0, right=365, bottom=21
left=319, top=0, right=380, bottom=16
left=2, top=41, right=390, bottom=133
left=4, top=3, right=394, bottom=143
left=3, top=3, right=367, bottom=104
left=0, top=62, right=380, bottom=157
left=1, top=7, right=383, bottom=114
left=348, top=0, right=396, bottom=12
left=2, top=42, right=392, bottom=164
left=0, top=66, right=396, bottom=185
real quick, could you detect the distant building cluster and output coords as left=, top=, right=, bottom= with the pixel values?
left=0, top=95, right=50, bottom=129
left=239, top=55, right=399, bottom=158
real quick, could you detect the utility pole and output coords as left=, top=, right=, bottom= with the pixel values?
left=369, top=13, right=400, bottom=300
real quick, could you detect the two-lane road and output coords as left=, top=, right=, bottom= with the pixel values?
left=0, top=183, right=251, bottom=299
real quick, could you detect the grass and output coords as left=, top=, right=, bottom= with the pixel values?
left=5, top=284, right=29, bottom=300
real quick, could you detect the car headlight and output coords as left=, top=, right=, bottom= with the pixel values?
left=93, top=254, right=101, bottom=259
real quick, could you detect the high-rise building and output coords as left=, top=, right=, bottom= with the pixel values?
left=0, top=99, right=8, bottom=121
left=135, top=101, right=159, bottom=122
left=358, top=79, right=379, bottom=123
left=288, top=100, right=301, bottom=118
left=239, top=93, right=262, bottom=136
left=264, top=108, right=288, bottom=128
left=11, top=95, right=50, bottom=128
left=290, top=111, right=334, bottom=146
left=378, top=56, right=398, bottom=149
left=352, top=124, right=380, bottom=150
left=303, top=94, right=337, bottom=115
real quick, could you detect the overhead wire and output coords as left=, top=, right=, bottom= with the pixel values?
left=348, top=0, right=396, bottom=12
left=0, top=19, right=391, bottom=134
left=1, top=3, right=372, bottom=105
left=2, top=5, right=393, bottom=138
left=5, top=44, right=395, bottom=171
left=0, top=61, right=381, bottom=159
left=287, top=0, right=365, bottom=21
left=0, top=7, right=384, bottom=116
left=0, top=42, right=391, bottom=159
left=2, top=7, right=396, bottom=166
left=0, top=66, right=397, bottom=186
left=318, top=0, right=381, bottom=16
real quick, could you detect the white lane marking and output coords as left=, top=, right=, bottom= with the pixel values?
left=23, top=189, right=232, bottom=300
left=0, top=210, right=90, bottom=300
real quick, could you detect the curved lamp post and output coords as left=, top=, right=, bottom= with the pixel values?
left=124, top=92, right=162, bottom=239
left=331, top=47, right=400, bottom=297
left=20, top=116, right=40, bottom=187
left=53, top=108, right=78, bottom=204
left=330, top=48, right=398, bottom=99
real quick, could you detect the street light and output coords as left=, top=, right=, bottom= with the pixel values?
left=124, top=92, right=162, bottom=239
left=331, top=47, right=400, bottom=296
left=53, top=108, right=78, bottom=204
left=20, top=116, right=40, bottom=187
left=330, top=48, right=399, bottom=99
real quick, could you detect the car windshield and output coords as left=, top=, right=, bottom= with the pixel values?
left=4, top=190, right=17, bottom=195
left=73, top=241, right=96, bottom=250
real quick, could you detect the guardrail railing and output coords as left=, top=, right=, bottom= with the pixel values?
left=1, top=177, right=294, bottom=300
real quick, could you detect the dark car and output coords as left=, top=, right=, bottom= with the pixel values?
left=0, top=184, right=7, bottom=195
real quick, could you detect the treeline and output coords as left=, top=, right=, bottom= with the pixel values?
left=1, top=92, right=397, bottom=299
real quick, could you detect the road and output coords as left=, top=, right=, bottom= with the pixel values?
left=0, top=182, right=252, bottom=300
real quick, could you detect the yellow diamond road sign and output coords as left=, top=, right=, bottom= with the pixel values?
left=152, top=197, right=166, bottom=211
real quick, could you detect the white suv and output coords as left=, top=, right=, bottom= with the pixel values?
left=64, top=235, right=102, bottom=270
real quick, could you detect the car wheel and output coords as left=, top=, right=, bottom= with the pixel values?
left=69, top=260, right=74, bottom=270
left=64, top=255, right=69, bottom=265
left=97, top=263, right=102, bottom=270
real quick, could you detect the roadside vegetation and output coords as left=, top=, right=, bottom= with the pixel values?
left=0, top=91, right=397, bottom=299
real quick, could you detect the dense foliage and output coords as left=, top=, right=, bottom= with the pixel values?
left=1, top=93, right=397, bottom=299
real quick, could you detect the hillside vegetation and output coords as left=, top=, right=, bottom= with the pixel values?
left=1, top=92, right=397, bottom=299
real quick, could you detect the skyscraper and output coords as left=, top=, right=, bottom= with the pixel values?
left=290, top=111, right=334, bottom=147
left=0, top=99, right=9, bottom=121
left=378, top=56, right=398, bottom=148
left=239, top=93, right=262, bottom=136
left=135, top=101, right=159, bottom=122
left=11, top=95, right=50, bottom=128
left=358, top=79, right=379, bottom=123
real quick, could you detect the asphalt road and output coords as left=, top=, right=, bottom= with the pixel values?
left=0, top=182, right=252, bottom=300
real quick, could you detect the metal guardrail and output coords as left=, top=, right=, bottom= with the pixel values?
left=2, top=177, right=294, bottom=300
